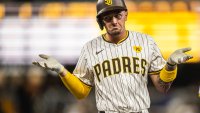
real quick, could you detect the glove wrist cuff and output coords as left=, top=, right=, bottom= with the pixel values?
left=167, top=62, right=176, bottom=67
left=167, top=58, right=176, bottom=66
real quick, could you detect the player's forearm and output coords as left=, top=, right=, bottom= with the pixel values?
left=156, top=76, right=173, bottom=93
left=59, top=69, right=92, bottom=99
left=157, top=64, right=177, bottom=93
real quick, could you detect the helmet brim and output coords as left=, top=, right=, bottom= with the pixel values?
left=96, top=6, right=127, bottom=18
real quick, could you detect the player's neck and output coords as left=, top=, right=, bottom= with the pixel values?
left=106, top=30, right=127, bottom=44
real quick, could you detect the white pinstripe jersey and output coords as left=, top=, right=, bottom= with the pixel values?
left=73, top=30, right=166, bottom=112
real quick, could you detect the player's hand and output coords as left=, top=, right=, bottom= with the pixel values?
left=32, top=54, right=64, bottom=74
left=167, top=47, right=193, bottom=65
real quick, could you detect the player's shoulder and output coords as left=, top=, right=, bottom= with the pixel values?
left=82, top=35, right=102, bottom=48
left=129, top=30, right=155, bottom=42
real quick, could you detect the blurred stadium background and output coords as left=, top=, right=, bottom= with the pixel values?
left=0, top=0, right=199, bottom=113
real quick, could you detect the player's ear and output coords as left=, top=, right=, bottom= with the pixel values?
left=97, top=16, right=105, bottom=30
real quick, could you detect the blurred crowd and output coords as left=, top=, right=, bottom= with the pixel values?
left=0, top=66, right=97, bottom=113
left=0, top=66, right=199, bottom=113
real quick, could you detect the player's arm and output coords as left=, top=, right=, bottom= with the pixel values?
left=150, top=47, right=193, bottom=93
left=150, top=64, right=176, bottom=93
left=59, top=69, right=92, bottom=99
left=32, top=54, right=92, bottom=99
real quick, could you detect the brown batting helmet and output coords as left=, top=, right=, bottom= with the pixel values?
left=96, top=0, right=127, bottom=30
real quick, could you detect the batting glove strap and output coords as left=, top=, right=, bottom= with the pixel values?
left=160, top=67, right=177, bottom=83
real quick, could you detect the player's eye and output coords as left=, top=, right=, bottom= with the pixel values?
left=114, top=13, right=122, bottom=20
left=102, top=12, right=123, bottom=22
left=103, top=15, right=113, bottom=22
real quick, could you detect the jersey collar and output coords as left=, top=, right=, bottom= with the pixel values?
left=102, top=30, right=129, bottom=45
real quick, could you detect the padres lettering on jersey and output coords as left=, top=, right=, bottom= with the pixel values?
left=73, top=31, right=166, bottom=112
left=94, top=57, right=147, bottom=82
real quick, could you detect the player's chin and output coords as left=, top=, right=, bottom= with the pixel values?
left=109, top=29, right=121, bottom=35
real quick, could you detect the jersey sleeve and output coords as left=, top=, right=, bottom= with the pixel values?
left=148, top=37, right=166, bottom=75
left=73, top=45, right=94, bottom=86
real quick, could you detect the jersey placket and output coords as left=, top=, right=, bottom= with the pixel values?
left=114, top=42, right=131, bottom=110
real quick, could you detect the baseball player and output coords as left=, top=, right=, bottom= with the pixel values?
left=33, top=0, right=193, bottom=113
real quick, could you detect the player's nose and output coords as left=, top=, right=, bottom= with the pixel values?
left=111, top=17, right=118, bottom=24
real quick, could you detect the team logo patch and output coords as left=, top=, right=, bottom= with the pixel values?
left=133, top=46, right=142, bottom=53
left=105, top=0, right=112, bottom=5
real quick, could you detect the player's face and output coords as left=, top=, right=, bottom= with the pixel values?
left=102, top=10, right=127, bottom=36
